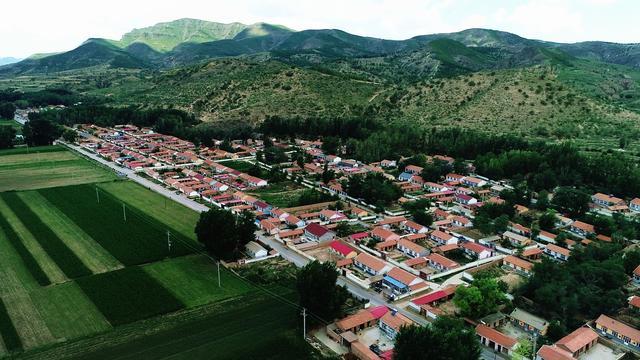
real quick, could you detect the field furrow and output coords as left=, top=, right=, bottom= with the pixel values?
left=0, top=216, right=50, bottom=291
left=1, top=292, right=54, bottom=350
left=18, top=191, right=124, bottom=275
left=29, top=283, right=111, bottom=341
left=0, top=197, right=66, bottom=285
left=39, top=184, right=194, bottom=266
left=1, top=192, right=93, bottom=279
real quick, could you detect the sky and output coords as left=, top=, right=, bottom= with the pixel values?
left=2, top=0, right=639, bottom=58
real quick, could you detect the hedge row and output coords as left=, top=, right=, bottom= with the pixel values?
left=1, top=192, right=92, bottom=279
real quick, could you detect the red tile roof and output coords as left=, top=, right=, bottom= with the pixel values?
left=427, top=253, right=459, bottom=269
left=556, top=327, right=598, bottom=354
left=537, top=345, right=574, bottom=360
left=411, top=285, right=457, bottom=306
left=475, top=324, right=517, bottom=349
left=305, top=223, right=331, bottom=237
left=504, top=255, right=533, bottom=271
left=596, top=314, right=640, bottom=344
left=329, top=241, right=356, bottom=257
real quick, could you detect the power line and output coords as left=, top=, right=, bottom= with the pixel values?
left=92, top=186, right=331, bottom=325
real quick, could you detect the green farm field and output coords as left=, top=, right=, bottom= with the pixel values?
left=0, top=146, right=116, bottom=191
left=0, top=172, right=312, bottom=359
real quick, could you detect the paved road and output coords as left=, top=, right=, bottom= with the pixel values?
left=62, top=142, right=210, bottom=213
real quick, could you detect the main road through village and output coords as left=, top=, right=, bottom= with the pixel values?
left=63, top=141, right=507, bottom=359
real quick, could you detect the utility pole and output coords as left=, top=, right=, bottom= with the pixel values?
left=122, top=204, right=127, bottom=222
left=217, top=261, right=221, bottom=287
left=532, top=333, right=538, bottom=360
left=301, top=308, right=307, bottom=339
left=96, top=187, right=100, bottom=203
left=167, top=230, right=172, bottom=253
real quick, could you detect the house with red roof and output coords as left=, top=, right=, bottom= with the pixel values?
left=409, top=285, right=458, bottom=314
left=503, top=255, right=534, bottom=276
left=631, top=198, right=640, bottom=213
left=544, top=244, right=571, bottom=261
left=304, top=223, right=335, bottom=242
left=259, top=219, right=280, bottom=235
left=568, top=221, right=595, bottom=238
left=329, top=240, right=357, bottom=259
left=379, top=310, right=413, bottom=339
left=405, top=164, right=423, bottom=174
left=430, top=230, right=458, bottom=245
left=383, top=267, right=426, bottom=294
left=521, top=247, right=543, bottom=261
left=462, top=176, right=487, bottom=188
left=426, top=253, right=459, bottom=272
left=461, top=242, right=493, bottom=259
left=595, top=314, right=640, bottom=350
left=348, top=232, right=370, bottom=243
left=396, top=239, right=428, bottom=258
left=445, top=173, right=465, bottom=182
left=353, top=253, right=391, bottom=276
left=403, top=220, right=429, bottom=234
left=634, top=264, right=640, bottom=284
left=476, top=324, right=517, bottom=356
left=320, top=209, right=348, bottom=223
left=455, top=193, right=478, bottom=205
left=554, top=327, right=599, bottom=358
left=371, top=227, right=401, bottom=242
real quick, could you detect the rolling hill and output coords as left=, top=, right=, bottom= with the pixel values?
left=2, top=19, right=639, bottom=77
left=1, top=18, right=640, bottom=154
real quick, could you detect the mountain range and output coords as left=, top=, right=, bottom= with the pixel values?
left=1, top=18, right=639, bottom=153
left=2, top=18, right=639, bottom=77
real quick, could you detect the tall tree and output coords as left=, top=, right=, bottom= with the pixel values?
left=23, top=118, right=61, bottom=146
left=454, top=277, right=508, bottom=319
left=552, top=187, right=590, bottom=217
left=195, top=208, right=255, bottom=261
left=394, top=317, right=481, bottom=360
left=296, top=261, right=348, bottom=321
left=0, top=125, right=16, bottom=149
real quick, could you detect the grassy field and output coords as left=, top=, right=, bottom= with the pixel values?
left=76, top=267, right=185, bottom=326
left=97, top=181, right=199, bottom=240
left=39, top=184, right=195, bottom=266
left=16, top=291, right=314, bottom=360
left=0, top=178, right=313, bottom=359
left=248, top=181, right=308, bottom=208
left=0, top=192, right=92, bottom=279
left=0, top=144, right=314, bottom=359
left=221, top=160, right=256, bottom=173
left=0, top=147, right=116, bottom=191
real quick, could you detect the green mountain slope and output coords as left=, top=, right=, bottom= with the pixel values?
left=91, top=59, right=382, bottom=123
left=3, top=19, right=640, bottom=77
left=0, top=39, right=148, bottom=75
left=118, top=18, right=250, bottom=52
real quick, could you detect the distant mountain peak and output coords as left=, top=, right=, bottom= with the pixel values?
left=117, top=18, right=290, bottom=52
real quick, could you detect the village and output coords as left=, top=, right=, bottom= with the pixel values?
left=70, top=123, right=640, bottom=360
